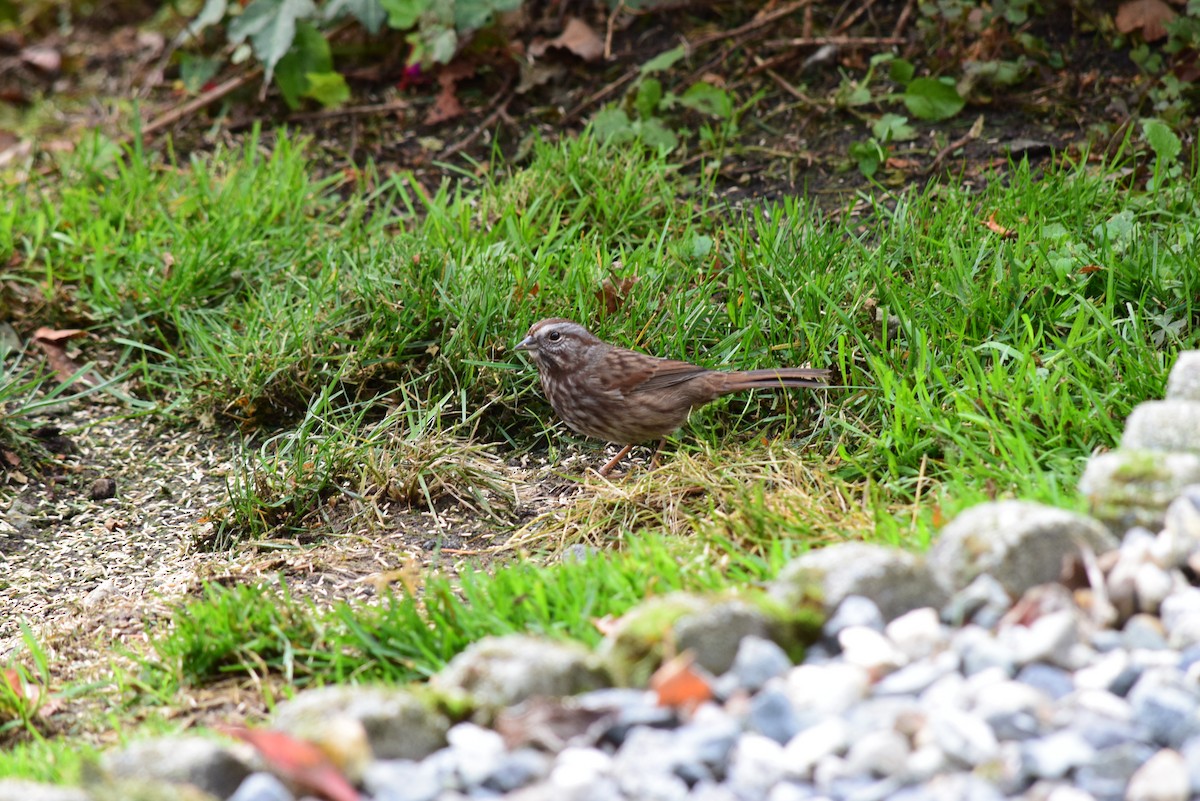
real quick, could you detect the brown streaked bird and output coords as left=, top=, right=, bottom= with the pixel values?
left=514, top=318, right=830, bottom=475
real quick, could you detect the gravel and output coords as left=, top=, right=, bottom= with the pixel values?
left=10, top=357, right=1200, bottom=801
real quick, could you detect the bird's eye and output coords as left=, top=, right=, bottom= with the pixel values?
left=547, top=331, right=562, bottom=342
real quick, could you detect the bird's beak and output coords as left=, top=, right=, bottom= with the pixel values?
left=514, top=336, right=533, bottom=352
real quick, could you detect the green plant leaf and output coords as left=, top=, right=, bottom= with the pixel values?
left=640, top=45, right=686, bottom=75
left=849, top=138, right=884, bottom=178
left=903, top=77, right=965, bottom=121
left=274, top=21, right=332, bottom=109
left=636, top=117, right=678, bottom=152
left=872, top=113, right=916, bottom=143
left=229, top=0, right=318, bottom=84
left=676, top=82, right=733, bottom=119
left=304, top=71, right=350, bottom=107
left=379, top=0, right=428, bottom=30
left=179, top=53, right=222, bottom=93
left=889, top=58, right=915, bottom=85
left=324, top=0, right=386, bottom=34
left=428, top=25, right=458, bottom=63
left=1141, top=118, right=1181, bottom=163
left=456, top=0, right=521, bottom=32
left=592, top=107, right=636, bottom=144
left=635, top=78, right=663, bottom=120
left=185, top=0, right=229, bottom=39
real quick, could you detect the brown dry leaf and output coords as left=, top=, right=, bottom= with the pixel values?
left=32, top=328, right=95, bottom=387
left=512, top=282, right=540, bottom=302
left=885, top=157, right=921, bottom=170
left=495, top=697, right=608, bottom=751
left=1, top=450, right=18, bottom=467
left=20, top=45, right=61, bottom=73
left=529, top=17, right=604, bottom=62
left=425, top=59, right=476, bottom=125
left=595, top=273, right=640, bottom=316
left=223, top=726, right=361, bottom=801
left=1078, top=264, right=1104, bottom=275
left=981, top=212, right=1016, bottom=239
left=1116, top=0, right=1177, bottom=41
left=650, top=651, right=713, bottom=709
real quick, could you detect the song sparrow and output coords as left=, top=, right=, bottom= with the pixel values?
left=515, top=318, right=829, bottom=475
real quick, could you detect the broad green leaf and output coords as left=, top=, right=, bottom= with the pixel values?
left=635, top=78, right=663, bottom=120
left=456, top=0, right=521, bottom=31
left=379, top=0, right=428, bottom=30
left=872, top=113, right=915, bottom=143
left=304, top=71, right=351, bottom=107
left=889, top=58, right=915, bottom=85
left=1141, top=118, right=1181, bottom=164
left=676, top=82, right=732, bottom=119
left=636, top=118, right=678, bottom=152
left=0, top=0, right=17, bottom=23
left=592, top=107, right=636, bottom=144
left=428, top=26, right=458, bottom=63
left=232, top=0, right=318, bottom=84
left=185, top=0, right=228, bottom=39
left=849, top=139, right=884, bottom=178
left=180, top=53, right=222, bottom=93
left=274, top=21, right=332, bottom=109
left=324, top=0, right=386, bottom=33
left=903, top=77, right=965, bottom=121
left=640, top=46, right=686, bottom=75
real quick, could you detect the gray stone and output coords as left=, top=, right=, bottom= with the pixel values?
left=1020, top=731, right=1096, bottom=779
left=727, top=733, right=788, bottom=798
left=771, top=543, right=946, bottom=622
left=1123, top=401, right=1200, bottom=452
left=927, top=708, right=999, bottom=766
left=928, top=501, right=1117, bottom=597
left=362, top=760, right=441, bottom=801
left=843, top=728, right=910, bottom=777
left=1130, top=679, right=1200, bottom=748
left=1160, top=588, right=1200, bottom=649
left=0, top=781, right=91, bottom=801
left=1179, top=736, right=1200, bottom=794
left=1123, top=613, right=1169, bottom=650
left=272, top=685, right=450, bottom=760
left=1079, top=450, right=1200, bottom=532
left=1166, top=352, right=1200, bottom=400
left=748, top=684, right=804, bottom=744
left=433, top=635, right=608, bottom=708
left=101, top=736, right=250, bottom=799
left=824, top=595, right=885, bottom=638
left=1075, top=742, right=1157, bottom=801
left=781, top=717, right=849, bottom=780
left=1124, top=748, right=1189, bottom=801
left=728, top=635, right=793, bottom=692
left=227, top=773, right=293, bottom=801
left=874, top=652, right=959, bottom=696
left=942, top=573, right=1013, bottom=629
left=483, top=749, right=552, bottom=793
left=885, top=607, right=945, bottom=661
left=953, top=625, right=1016, bottom=677
left=674, top=599, right=775, bottom=676
left=1015, top=663, right=1075, bottom=700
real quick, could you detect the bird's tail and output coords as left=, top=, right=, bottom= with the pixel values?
left=722, top=368, right=831, bottom=393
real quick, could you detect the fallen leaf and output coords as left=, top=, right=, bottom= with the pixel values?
left=591, top=614, right=619, bottom=635
left=595, top=271, right=640, bottom=316
left=32, top=329, right=96, bottom=387
left=650, top=651, right=713, bottom=709
left=1, top=450, right=18, bottom=467
left=981, top=212, right=1016, bottom=239
left=19, top=45, right=61, bottom=73
left=529, top=17, right=604, bottom=62
left=424, top=59, right=476, bottom=125
left=222, top=726, right=361, bottom=801
left=1116, top=0, right=1176, bottom=41
left=1078, top=264, right=1104, bottom=274
left=512, top=282, right=540, bottom=302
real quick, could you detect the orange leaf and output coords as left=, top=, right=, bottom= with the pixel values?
left=981, top=211, right=1016, bottom=239
left=1078, top=264, right=1103, bottom=275
left=1116, top=0, right=1177, bottom=41
left=650, top=651, right=713, bottom=709
left=223, top=726, right=361, bottom=801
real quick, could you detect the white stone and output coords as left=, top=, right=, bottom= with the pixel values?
left=1125, top=748, right=1189, bottom=801
left=927, top=708, right=999, bottom=766
left=838, top=625, right=907, bottom=673
left=784, top=663, right=870, bottom=714
left=885, top=607, right=946, bottom=661
left=781, top=717, right=849, bottom=780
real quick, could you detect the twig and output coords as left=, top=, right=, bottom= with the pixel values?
left=286, top=98, right=411, bottom=124
left=925, top=114, right=985, bottom=175
left=439, top=74, right=516, bottom=159
left=762, top=35, right=905, bottom=49
left=561, top=67, right=640, bottom=124
left=765, top=69, right=822, bottom=106
left=892, top=0, right=917, bottom=40
left=834, top=0, right=879, bottom=34
left=142, top=68, right=262, bottom=139
left=690, top=0, right=815, bottom=48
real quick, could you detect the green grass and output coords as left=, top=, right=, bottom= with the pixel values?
left=3, top=124, right=1200, bottom=767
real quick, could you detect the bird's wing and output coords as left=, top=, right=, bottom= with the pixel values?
left=597, top=348, right=710, bottom=396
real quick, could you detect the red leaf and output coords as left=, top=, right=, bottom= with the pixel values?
left=650, top=652, right=713, bottom=709
left=222, top=726, right=361, bottom=801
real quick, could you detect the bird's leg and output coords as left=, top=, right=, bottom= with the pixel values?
left=648, top=438, right=668, bottom=470
left=597, top=444, right=635, bottom=476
